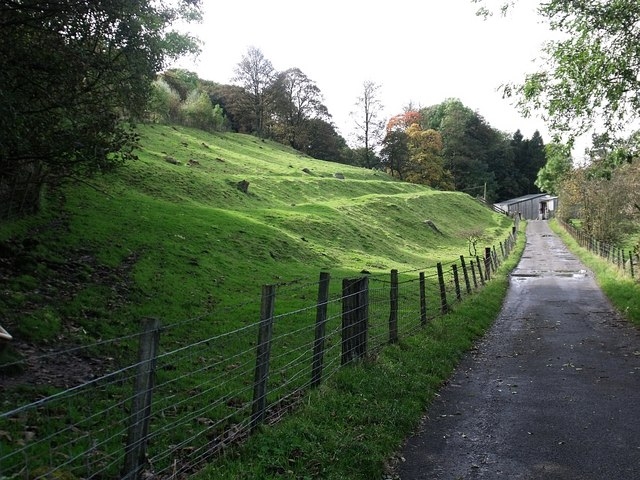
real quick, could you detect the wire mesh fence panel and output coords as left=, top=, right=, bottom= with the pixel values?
left=1, top=337, right=143, bottom=479
left=398, top=272, right=438, bottom=340
left=145, top=321, right=261, bottom=477
left=366, top=280, right=390, bottom=353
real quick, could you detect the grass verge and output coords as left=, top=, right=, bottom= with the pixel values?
left=194, top=224, right=526, bottom=479
left=550, top=220, right=640, bottom=326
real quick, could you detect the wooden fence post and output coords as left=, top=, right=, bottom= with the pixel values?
left=500, top=241, right=505, bottom=259
left=470, top=260, right=478, bottom=289
left=630, top=251, right=635, bottom=279
left=476, top=256, right=485, bottom=286
left=341, top=277, right=369, bottom=364
left=460, top=255, right=471, bottom=294
left=436, top=263, right=448, bottom=314
left=492, top=246, right=499, bottom=269
left=484, top=248, right=492, bottom=281
left=452, top=265, right=461, bottom=301
left=251, top=284, right=276, bottom=431
left=122, top=317, right=161, bottom=480
left=311, top=272, right=331, bottom=388
left=389, top=269, right=399, bottom=344
left=419, top=272, right=427, bottom=326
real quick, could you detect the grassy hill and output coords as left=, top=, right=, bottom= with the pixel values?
left=0, top=124, right=518, bottom=479
left=1, top=124, right=512, bottom=343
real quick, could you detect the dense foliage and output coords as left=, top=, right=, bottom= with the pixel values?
left=474, top=0, right=640, bottom=246
left=380, top=100, right=546, bottom=201
left=517, top=0, right=640, bottom=141
left=150, top=49, right=356, bottom=163
left=535, top=142, right=572, bottom=196
left=0, top=0, right=202, bottom=219
left=152, top=51, right=547, bottom=194
left=557, top=133, right=640, bottom=247
left=476, top=0, right=640, bottom=145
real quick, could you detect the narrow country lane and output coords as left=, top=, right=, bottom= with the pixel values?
left=396, top=221, right=640, bottom=479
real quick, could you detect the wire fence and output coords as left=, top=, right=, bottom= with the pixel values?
left=0, top=219, right=520, bottom=479
left=560, top=220, right=639, bottom=281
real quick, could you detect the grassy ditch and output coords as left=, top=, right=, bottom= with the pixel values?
left=195, top=224, right=526, bottom=479
left=550, top=220, right=640, bottom=326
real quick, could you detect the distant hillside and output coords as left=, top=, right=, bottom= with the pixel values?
left=0, top=124, right=512, bottom=343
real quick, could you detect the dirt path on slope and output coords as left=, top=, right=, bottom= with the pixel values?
left=395, top=221, right=640, bottom=480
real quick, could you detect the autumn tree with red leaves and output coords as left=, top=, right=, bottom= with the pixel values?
left=381, top=111, right=454, bottom=189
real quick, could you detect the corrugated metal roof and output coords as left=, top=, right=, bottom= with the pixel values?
left=497, top=193, right=548, bottom=206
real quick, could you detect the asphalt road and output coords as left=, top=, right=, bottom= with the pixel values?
left=396, top=221, right=640, bottom=479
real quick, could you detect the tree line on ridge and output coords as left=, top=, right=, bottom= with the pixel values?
left=150, top=47, right=548, bottom=204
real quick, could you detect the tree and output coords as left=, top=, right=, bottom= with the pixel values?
left=522, top=130, right=547, bottom=191
left=162, top=69, right=200, bottom=101
left=386, top=111, right=421, bottom=132
left=202, top=82, right=255, bottom=133
left=270, top=68, right=329, bottom=149
left=148, top=79, right=182, bottom=123
left=351, top=81, right=385, bottom=168
left=491, top=129, right=547, bottom=200
left=559, top=158, right=639, bottom=243
left=584, top=132, right=637, bottom=180
left=381, top=111, right=453, bottom=188
left=303, top=119, right=350, bottom=163
left=380, top=130, right=410, bottom=179
left=180, top=90, right=227, bottom=132
left=421, top=99, right=498, bottom=198
left=556, top=128, right=640, bottom=245
left=405, top=124, right=453, bottom=189
left=535, top=142, right=572, bottom=195
left=0, top=0, right=202, bottom=219
left=478, top=0, right=640, bottom=143
left=233, top=46, right=275, bottom=136
left=351, top=147, right=382, bottom=170
left=487, top=132, right=518, bottom=201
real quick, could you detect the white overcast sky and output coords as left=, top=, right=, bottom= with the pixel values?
left=173, top=0, right=564, bottom=149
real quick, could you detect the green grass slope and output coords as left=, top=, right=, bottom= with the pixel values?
left=1, top=124, right=512, bottom=343
left=0, top=124, right=519, bottom=479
